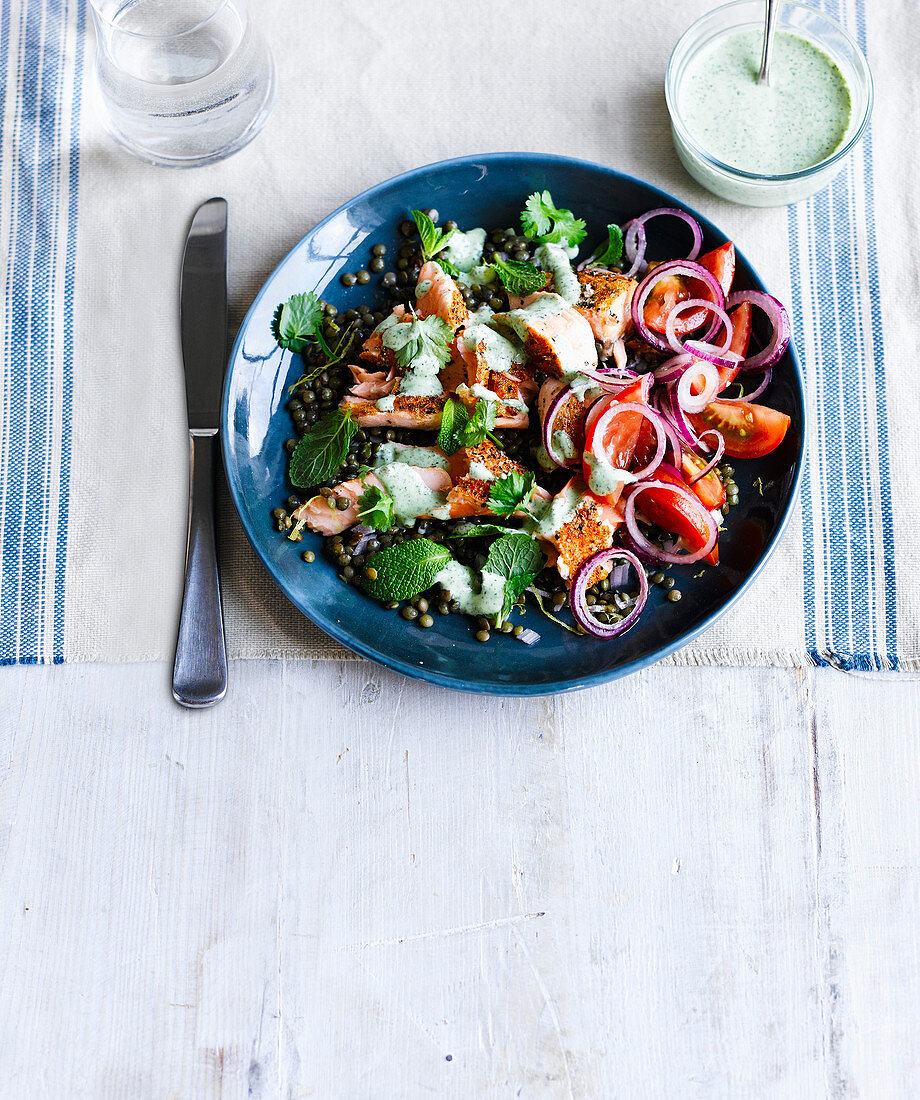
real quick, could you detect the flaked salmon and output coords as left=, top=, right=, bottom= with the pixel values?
left=575, top=268, right=636, bottom=360
left=496, top=293, right=598, bottom=379
left=415, top=261, right=469, bottom=330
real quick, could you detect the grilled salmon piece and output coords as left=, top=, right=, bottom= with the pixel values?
left=415, top=261, right=469, bottom=330
left=340, top=393, right=448, bottom=431
left=359, top=305, right=406, bottom=367
left=346, top=362, right=399, bottom=400
left=533, top=477, right=624, bottom=583
left=445, top=441, right=530, bottom=518
left=292, top=466, right=452, bottom=536
left=575, top=268, right=636, bottom=356
left=496, top=293, right=598, bottom=379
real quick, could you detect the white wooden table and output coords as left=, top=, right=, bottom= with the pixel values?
left=2, top=660, right=917, bottom=1098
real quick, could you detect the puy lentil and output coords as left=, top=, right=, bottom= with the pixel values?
left=418, top=614, right=434, bottom=629
left=666, top=589, right=682, bottom=603
left=340, top=272, right=357, bottom=287
left=400, top=606, right=418, bottom=621
left=301, top=550, right=315, bottom=563
left=475, top=629, right=491, bottom=643
left=371, top=243, right=387, bottom=257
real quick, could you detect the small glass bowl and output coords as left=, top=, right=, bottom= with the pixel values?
left=665, top=0, right=873, bottom=207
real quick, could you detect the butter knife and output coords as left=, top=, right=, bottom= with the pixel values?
left=172, top=197, right=229, bottom=708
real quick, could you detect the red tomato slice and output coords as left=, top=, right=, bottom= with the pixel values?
left=582, top=381, right=650, bottom=489
left=688, top=399, right=790, bottom=459
left=689, top=300, right=753, bottom=396
left=644, top=243, right=735, bottom=337
left=681, top=452, right=726, bottom=510
left=635, top=464, right=716, bottom=562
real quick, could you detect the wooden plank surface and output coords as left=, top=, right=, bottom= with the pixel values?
left=0, top=662, right=918, bottom=1098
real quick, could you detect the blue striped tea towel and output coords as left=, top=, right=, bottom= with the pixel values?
left=0, top=0, right=913, bottom=670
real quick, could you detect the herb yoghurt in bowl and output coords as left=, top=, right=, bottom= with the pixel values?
left=666, top=0, right=873, bottom=206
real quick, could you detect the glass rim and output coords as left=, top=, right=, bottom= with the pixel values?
left=665, top=0, right=874, bottom=184
left=88, top=0, right=234, bottom=41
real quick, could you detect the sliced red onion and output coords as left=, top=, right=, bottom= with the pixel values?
left=676, top=361, right=720, bottom=414
left=686, top=430, right=725, bottom=484
left=662, top=384, right=708, bottom=454
left=653, top=353, right=696, bottom=383
left=664, top=299, right=733, bottom=356
left=719, top=366, right=773, bottom=403
left=587, top=400, right=667, bottom=481
left=622, top=209, right=703, bottom=279
left=624, top=480, right=718, bottom=565
left=684, top=342, right=742, bottom=370
left=542, top=383, right=582, bottom=470
left=631, top=261, right=725, bottom=353
left=725, top=289, right=791, bottom=372
left=570, top=548, right=649, bottom=638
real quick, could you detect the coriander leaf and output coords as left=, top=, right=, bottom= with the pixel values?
left=411, top=209, right=456, bottom=262
left=487, top=470, right=536, bottom=518
left=447, top=523, right=518, bottom=540
left=491, top=257, right=546, bottom=297
left=437, top=397, right=467, bottom=455
left=484, top=532, right=546, bottom=626
left=357, top=484, right=395, bottom=531
left=593, top=223, right=624, bottom=266
left=463, top=397, right=498, bottom=448
left=362, top=538, right=452, bottom=602
left=520, top=190, right=586, bottom=248
left=275, top=291, right=331, bottom=355
left=383, top=314, right=453, bottom=371
left=289, top=408, right=357, bottom=488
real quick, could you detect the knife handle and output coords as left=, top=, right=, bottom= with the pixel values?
left=172, top=430, right=228, bottom=708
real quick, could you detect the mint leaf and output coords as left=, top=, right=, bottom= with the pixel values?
left=520, top=190, right=586, bottom=248
left=383, top=314, right=453, bottom=371
left=447, top=523, right=518, bottom=540
left=437, top=397, right=466, bottom=455
left=411, top=210, right=456, bottom=262
left=593, top=224, right=624, bottom=266
left=438, top=256, right=460, bottom=277
left=275, top=291, right=332, bottom=355
left=487, top=470, right=536, bottom=518
left=491, top=257, right=546, bottom=297
left=289, top=408, right=356, bottom=488
left=363, top=538, right=452, bottom=602
left=357, top=484, right=395, bottom=531
left=484, top=532, right=545, bottom=625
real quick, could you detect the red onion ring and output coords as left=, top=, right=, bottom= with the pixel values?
left=685, top=430, right=725, bottom=484
left=570, top=548, right=649, bottom=637
left=624, top=480, right=718, bottom=565
left=664, top=299, right=733, bottom=356
left=587, top=400, right=667, bottom=483
left=653, top=353, right=696, bottom=383
left=584, top=372, right=652, bottom=439
left=718, top=366, right=773, bottom=403
left=631, top=261, right=725, bottom=354
left=541, top=383, right=583, bottom=470
left=622, top=209, right=703, bottom=279
left=676, top=361, right=720, bottom=414
left=725, top=290, right=791, bottom=372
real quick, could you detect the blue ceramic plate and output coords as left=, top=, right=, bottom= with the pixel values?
left=223, top=153, right=805, bottom=695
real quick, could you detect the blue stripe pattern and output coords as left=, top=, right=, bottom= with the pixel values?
left=0, top=0, right=84, bottom=665
left=787, top=0, right=897, bottom=671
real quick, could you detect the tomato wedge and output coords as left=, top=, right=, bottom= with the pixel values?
left=689, top=300, right=752, bottom=396
left=688, top=400, right=790, bottom=459
left=582, top=380, right=650, bottom=490
left=634, top=463, right=718, bottom=563
left=681, top=452, right=726, bottom=510
left=644, top=242, right=735, bottom=337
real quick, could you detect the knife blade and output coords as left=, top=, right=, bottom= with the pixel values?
left=172, top=197, right=229, bottom=708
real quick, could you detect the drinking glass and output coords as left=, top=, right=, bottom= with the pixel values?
left=89, top=0, right=276, bottom=168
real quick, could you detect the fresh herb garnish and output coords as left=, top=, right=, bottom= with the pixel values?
left=411, top=209, right=457, bottom=262
left=383, top=314, right=453, bottom=370
left=521, top=190, right=587, bottom=248
left=490, top=257, right=546, bottom=297
left=484, top=532, right=546, bottom=626
left=362, top=538, right=452, bottom=602
left=437, top=397, right=501, bottom=455
left=528, top=588, right=587, bottom=635
left=357, top=484, right=395, bottom=531
left=753, top=477, right=763, bottom=495
left=287, top=321, right=358, bottom=392
left=437, top=256, right=460, bottom=277
left=487, top=470, right=536, bottom=518
left=447, top=523, right=517, bottom=540
left=274, top=291, right=332, bottom=356
left=289, top=408, right=357, bottom=488
left=592, top=223, right=625, bottom=267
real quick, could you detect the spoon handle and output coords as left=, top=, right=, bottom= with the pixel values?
left=758, top=0, right=779, bottom=85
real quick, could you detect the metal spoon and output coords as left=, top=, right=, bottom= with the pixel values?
left=758, top=0, right=779, bottom=85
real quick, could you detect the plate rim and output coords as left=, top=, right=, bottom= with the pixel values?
left=221, top=151, right=807, bottom=696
